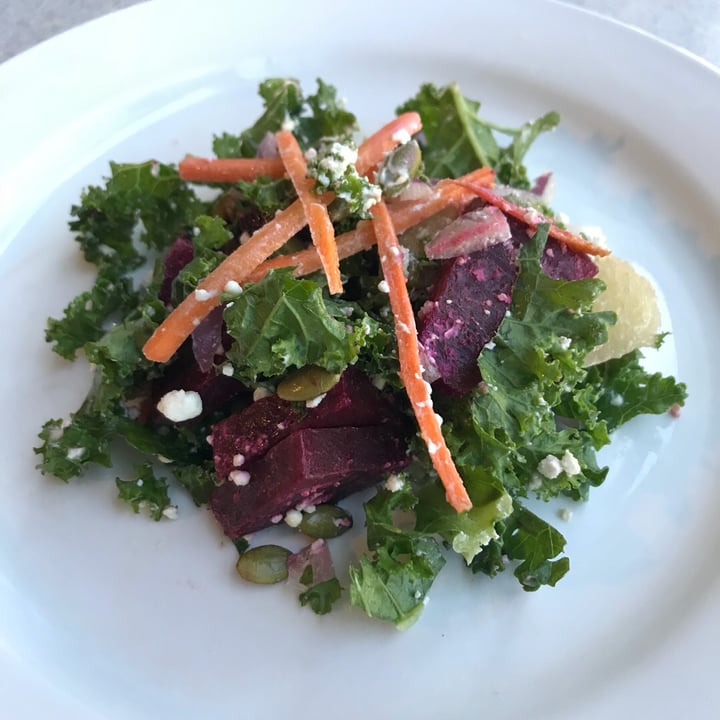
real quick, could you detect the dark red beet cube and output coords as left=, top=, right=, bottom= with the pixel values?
left=209, top=426, right=409, bottom=538
left=418, top=241, right=518, bottom=395
left=211, top=396, right=302, bottom=480
left=210, top=367, right=402, bottom=480
left=541, top=237, right=598, bottom=280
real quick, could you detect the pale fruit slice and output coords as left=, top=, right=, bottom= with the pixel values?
left=584, top=255, right=661, bottom=366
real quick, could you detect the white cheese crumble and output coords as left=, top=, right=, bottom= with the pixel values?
left=223, top=280, right=243, bottom=296
left=391, top=128, right=412, bottom=145
left=221, top=363, right=234, bottom=377
left=558, top=508, right=573, bottom=522
left=156, top=390, right=203, bottom=422
left=427, top=441, right=441, bottom=455
left=194, top=288, right=215, bottom=302
left=66, top=447, right=85, bottom=461
left=284, top=509, right=303, bottom=528
left=560, top=449, right=581, bottom=476
left=377, top=279, right=390, bottom=293
left=305, top=393, right=327, bottom=409
left=385, top=474, right=405, bottom=492
left=229, top=470, right=250, bottom=486
left=232, top=453, right=245, bottom=467
left=557, top=336, right=572, bottom=351
left=162, top=506, right=178, bottom=520
left=280, top=116, right=296, bottom=132
left=537, top=454, right=563, bottom=479
left=609, top=392, right=624, bottom=407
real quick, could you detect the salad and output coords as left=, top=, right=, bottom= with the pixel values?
left=35, top=79, right=687, bottom=628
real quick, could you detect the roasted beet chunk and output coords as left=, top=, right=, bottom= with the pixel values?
left=209, top=426, right=409, bottom=538
left=302, top=366, right=399, bottom=429
left=418, top=242, right=518, bottom=395
left=158, top=236, right=194, bottom=305
left=210, top=367, right=402, bottom=480
left=211, top=396, right=302, bottom=480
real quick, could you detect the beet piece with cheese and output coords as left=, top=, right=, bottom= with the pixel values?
left=418, top=241, right=518, bottom=395
left=209, top=425, right=409, bottom=538
left=540, top=236, right=598, bottom=280
left=210, top=366, right=402, bottom=481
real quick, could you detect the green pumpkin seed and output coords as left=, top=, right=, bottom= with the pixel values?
left=298, top=505, right=353, bottom=539
left=276, top=366, right=341, bottom=402
left=235, top=545, right=291, bottom=584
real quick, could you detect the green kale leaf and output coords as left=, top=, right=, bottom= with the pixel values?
left=299, top=578, right=343, bottom=615
left=224, top=269, right=373, bottom=382
left=45, top=265, right=139, bottom=359
left=397, top=82, right=558, bottom=185
left=349, top=485, right=446, bottom=629
left=581, top=349, right=688, bottom=432
left=116, top=463, right=175, bottom=521
left=213, top=78, right=356, bottom=159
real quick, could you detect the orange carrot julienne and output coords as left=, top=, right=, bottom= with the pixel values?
left=276, top=130, right=342, bottom=294
left=142, top=201, right=308, bottom=363
left=371, top=200, right=472, bottom=513
left=453, top=180, right=610, bottom=257
left=246, top=167, right=495, bottom=282
left=143, top=116, right=431, bottom=363
left=356, top=112, right=422, bottom=178
left=178, top=156, right=286, bottom=183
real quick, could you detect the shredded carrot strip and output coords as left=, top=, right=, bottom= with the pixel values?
left=246, top=167, right=495, bottom=282
left=453, top=180, right=610, bottom=257
left=143, top=201, right=308, bottom=363
left=143, top=116, right=429, bottom=363
left=371, top=200, right=472, bottom=512
left=178, top=156, right=285, bottom=183
left=276, top=130, right=342, bottom=294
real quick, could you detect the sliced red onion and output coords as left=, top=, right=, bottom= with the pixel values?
left=191, top=305, right=224, bottom=373
left=530, top=172, right=555, bottom=203
left=256, top=131, right=279, bottom=158
left=287, top=539, right=335, bottom=585
left=425, top=206, right=512, bottom=259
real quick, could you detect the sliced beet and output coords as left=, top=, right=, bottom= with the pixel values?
left=191, top=305, right=225, bottom=374
left=418, top=242, right=518, bottom=395
left=211, top=396, right=302, bottom=480
left=540, top=237, right=598, bottom=280
left=209, top=426, right=409, bottom=538
left=302, top=366, right=398, bottom=429
left=210, top=366, right=402, bottom=480
left=158, top=236, right=194, bottom=305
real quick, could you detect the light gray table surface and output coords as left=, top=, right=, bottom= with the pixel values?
left=1, top=0, right=719, bottom=67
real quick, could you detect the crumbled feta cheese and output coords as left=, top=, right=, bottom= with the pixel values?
left=232, top=453, right=245, bottom=467
left=609, top=392, right=624, bottom=407
left=371, top=375, right=386, bottom=390
left=223, top=280, right=243, bottom=296
left=66, top=447, right=85, bottom=461
left=194, top=288, right=215, bottom=302
left=557, top=336, right=572, bottom=351
left=392, top=128, right=412, bottom=145
left=156, top=389, right=203, bottom=422
left=558, top=508, right=573, bottom=522
left=377, top=279, right=390, bottom=293
left=435, top=413, right=444, bottom=427
left=427, top=441, right=441, bottom=455
left=221, top=363, right=234, bottom=377
left=304, top=147, right=317, bottom=162
left=136, top=478, right=144, bottom=487
left=280, top=116, right=296, bottom=132
left=560, top=449, right=581, bottom=476
left=162, top=506, right=178, bottom=520
left=270, top=514, right=283, bottom=524
left=253, top=387, right=273, bottom=401
left=361, top=184, right=382, bottom=212
left=385, top=474, right=405, bottom=492
left=537, top=454, right=563, bottom=479
left=229, top=470, right=250, bottom=486
left=303, top=505, right=316, bottom=514
left=284, top=509, right=303, bottom=528
left=305, top=393, right=327, bottom=409
left=528, top=474, right=543, bottom=491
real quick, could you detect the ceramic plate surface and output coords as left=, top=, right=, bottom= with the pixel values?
left=0, top=1, right=718, bottom=718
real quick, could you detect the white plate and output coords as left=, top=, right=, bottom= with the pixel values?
left=1, top=1, right=719, bottom=718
